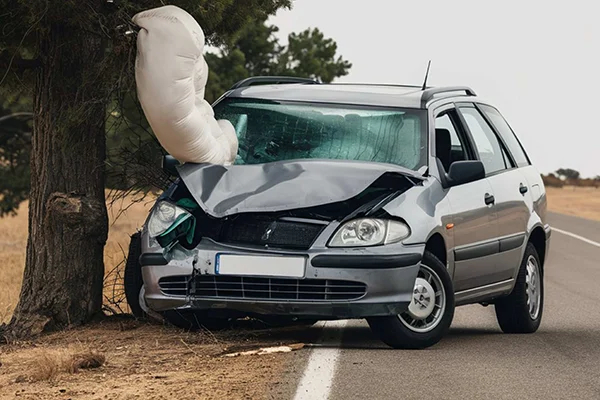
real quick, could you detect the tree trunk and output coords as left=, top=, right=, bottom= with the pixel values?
left=6, top=24, right=109, bottom=337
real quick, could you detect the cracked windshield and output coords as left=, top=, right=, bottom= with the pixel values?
left=215, top=100, right=427, bottom=170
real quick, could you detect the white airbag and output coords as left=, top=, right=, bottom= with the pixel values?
left=132, top=6, right=238, bottom=165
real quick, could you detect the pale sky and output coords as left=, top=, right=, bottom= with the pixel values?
left=270, top=0, right=600, bottom=177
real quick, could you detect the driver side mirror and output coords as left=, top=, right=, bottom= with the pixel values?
left=445, top=160, right=485, bottom=187
left=162, top=155, right=180, bottom=177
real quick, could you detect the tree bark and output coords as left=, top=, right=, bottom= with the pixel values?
left=6, top=24, right=109, bottom=337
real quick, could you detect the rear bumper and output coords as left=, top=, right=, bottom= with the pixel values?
left=139, top=230, right=424, bottom=318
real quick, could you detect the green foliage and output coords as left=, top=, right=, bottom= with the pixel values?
left=279, top=28, right=352, bottom=83
left=204, top=49, right=250, bottom=104
left=0, top=2, right=352, bottom=212
left=205, top=19, right=352, bottom=103
left=0, top=0, right=292, bottom=213
left=0, top=0, right=292, bottom=48
left=234, top=20, right=282, bottom=75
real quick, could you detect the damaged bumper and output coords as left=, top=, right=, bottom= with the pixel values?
left=139, top=229, right=424, bottom=319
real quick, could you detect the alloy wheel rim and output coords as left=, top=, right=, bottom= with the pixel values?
left=525, top=255, right=541, bottom=320
left=399, top=264, right=446, bottom=333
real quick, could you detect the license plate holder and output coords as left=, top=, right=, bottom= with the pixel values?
left=215, top=254, right=305, bottom=278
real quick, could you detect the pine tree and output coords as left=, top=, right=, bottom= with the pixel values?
left=0, top=0, right=291, bottom=338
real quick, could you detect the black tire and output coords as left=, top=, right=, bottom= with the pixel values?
left=124, top=232, right=146, bottom=319
left=495, top=243, right=543, bottom=333
left=367, top=251, right=455, bottom=349
left=163, top=310, right=232, bottom=331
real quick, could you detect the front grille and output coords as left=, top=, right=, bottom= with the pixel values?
left=159, top=275, right=367, bottom=301
left=197, top=214, right=325, bottom=250
left=158, top=275, right=188, bottom=296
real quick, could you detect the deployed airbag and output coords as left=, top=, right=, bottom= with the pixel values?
left=133, top=6, right=238, bottom=165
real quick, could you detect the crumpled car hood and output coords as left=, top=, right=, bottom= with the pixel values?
left=177, top=159, right=423, bottom=218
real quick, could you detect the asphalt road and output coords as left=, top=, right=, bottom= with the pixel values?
left=289, top=212, right=600, bottom=400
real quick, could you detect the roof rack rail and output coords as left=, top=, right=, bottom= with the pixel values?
left=330, top=83, right=424, bottom=89
left=420, top=86, right=476, bottom=107
left=229, top=76, right=319, bottom=90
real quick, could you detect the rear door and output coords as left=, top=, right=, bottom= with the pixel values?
left=457, top=104, right=530, bottom=283
left=434, top=107, right=499, bottom=292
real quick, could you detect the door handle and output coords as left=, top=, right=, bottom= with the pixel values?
left=519, top=184, right=528, bottom=194
left=484, top=193, right=495, bottom=205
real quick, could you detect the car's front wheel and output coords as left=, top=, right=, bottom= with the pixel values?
left=367, top=251, right=455, bottom=349
left=494, top=243, right=543, bottom=333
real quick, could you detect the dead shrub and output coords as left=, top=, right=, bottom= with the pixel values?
left=70, top=351, right=106, bottom=371
left=542, top=174, right=564, bottom=188
left=29, top=350, right=71, bottom=382
left=28, top=349, right=105, bottom=382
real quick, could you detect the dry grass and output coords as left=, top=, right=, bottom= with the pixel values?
left=0, top=202, right=28, bottom=323
left=546, top=186, right=600, bottom=222
left=0, top=193, right=153, bottom=324
left=25, top=349, right=106, bottom=382
left=0, top=318, right=307, bottom=399
left=0, top=194, right=304, bottom=399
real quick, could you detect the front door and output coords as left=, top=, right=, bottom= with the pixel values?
left=457, top=104, right=529, bottom=284
left=434, top=109, right=500, bottom=291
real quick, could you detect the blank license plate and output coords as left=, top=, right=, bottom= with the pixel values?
left=215, top=254, right=305, bottom=278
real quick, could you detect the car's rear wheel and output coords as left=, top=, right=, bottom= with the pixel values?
left=495, top=243, right=543, bottom=333
left=367, top=251, right=455, bottom=349
left=124, top=232, right=146, bottom=319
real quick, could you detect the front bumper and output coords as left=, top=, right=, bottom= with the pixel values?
left=139, top=229, right=424, bottom=319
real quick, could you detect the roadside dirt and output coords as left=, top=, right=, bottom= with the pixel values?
left=0, top=317, right=314, bottom=400
left=2, top=187, right=598, bottom=399
left=546, top=187, right=600, bottom=221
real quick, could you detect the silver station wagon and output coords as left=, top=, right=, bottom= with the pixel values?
left=125, top=77, right=551, bottom=349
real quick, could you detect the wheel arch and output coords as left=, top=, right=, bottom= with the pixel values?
left=528, top=226, right=546, bottom=269
left=425, top=232, right=447, bottom=267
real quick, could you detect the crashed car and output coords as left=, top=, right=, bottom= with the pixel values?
left=125, top=77, right=551, bottom=349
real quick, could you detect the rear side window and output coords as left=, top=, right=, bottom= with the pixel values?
left=458, top=106, right=507, bottom=174
left=479, top=105, right=530, bottom=167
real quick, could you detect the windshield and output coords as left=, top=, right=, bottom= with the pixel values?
left=214, top=99, right=427, bottom=170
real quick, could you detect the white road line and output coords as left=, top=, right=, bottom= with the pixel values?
left=293, top=320, right=347, bottom=400
left=553, top=227, right=600, bottom=248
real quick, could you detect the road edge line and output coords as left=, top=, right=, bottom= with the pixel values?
left=293, top=320, right=347, bottom=400
left=552, top=227, right=600, bottom=248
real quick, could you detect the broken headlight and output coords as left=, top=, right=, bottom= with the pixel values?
left=328, top=218, right=410, bottom=247
left=148, top=201, right=195, bottom=248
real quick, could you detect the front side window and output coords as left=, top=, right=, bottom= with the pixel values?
left=435, top=112, right=469, bottom=172
left=214, top=99, right=427, bottom=171
left=458, top=106, right=507, bottom=174
left=479, top=104, right=530, bottom=167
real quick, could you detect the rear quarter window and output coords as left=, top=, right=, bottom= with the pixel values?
left=479, top=105, right=530, bottom=167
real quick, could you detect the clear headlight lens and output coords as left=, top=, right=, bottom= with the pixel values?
left=147, top=201, right=192, bottom=239
left=328, top=218, right=410, bottom=247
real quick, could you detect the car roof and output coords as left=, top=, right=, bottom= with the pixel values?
left=225, top=82, right=478, bottom=110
